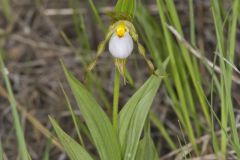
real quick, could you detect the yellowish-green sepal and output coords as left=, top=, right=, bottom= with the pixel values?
left=114, top=58, right=127, bottom=84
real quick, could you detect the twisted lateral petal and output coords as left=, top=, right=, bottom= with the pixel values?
left=108, top=32, right=134, bottom=59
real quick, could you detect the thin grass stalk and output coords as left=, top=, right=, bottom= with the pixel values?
left=188, top=0, right=201, bottom=82
left=211, top=0, right=228, bottom=156
left=88, top=0, right=105, bottom=32
left=225, top=0, right=240, bottom=156
left=60, top=84, right=85, bottom=147
left=188, top=0, right=196, bottom=46
left=209, top=50, right=220, bottom=154
left=0, top=51, right=30, bottom=160
left=150, top=112, right=176, bottom=150
left=68, top=0, right=90, bottom=50
left=42, top=139, right=51, bottom=160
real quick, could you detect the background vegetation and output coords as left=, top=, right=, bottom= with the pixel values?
left=0, top=0, right=240, bottom=159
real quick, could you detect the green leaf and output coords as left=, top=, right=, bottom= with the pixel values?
left=114, top=0, right=136, bottom=19
left=62, top=62, right=122, bottom=160
left=135, top=137, right=159, bottom=160
left=118, top=62, right=168, bottom=160
left=50, top=117, right=93, bottom=160
left=135, top=120, right=159, bottom=160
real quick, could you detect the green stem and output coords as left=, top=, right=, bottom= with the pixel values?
left=113, top=68, right=120, bottom=133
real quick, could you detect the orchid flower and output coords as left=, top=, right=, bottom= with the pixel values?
left=88, top=20, right=154, bottom=82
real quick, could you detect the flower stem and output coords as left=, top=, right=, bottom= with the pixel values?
left=113, top=68, right=120, bottom=133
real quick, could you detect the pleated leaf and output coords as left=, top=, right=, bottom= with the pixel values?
left=62, top=62, right=122, bottom=160
left=135, top=135, right=159, bottom=160
left=118, top=59, right=168, bottom=160
left=50, top=117, right=93, bottom=160
left=136, top=119, right=159, bottom=160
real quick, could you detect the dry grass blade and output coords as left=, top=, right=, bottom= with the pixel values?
left=11, top=34, right=73, bottom=54
left=43, top=5, right=159, bottom=16
left=190, top=154, right=217, bottom=160
left=190, top=150, right=237, bottom=160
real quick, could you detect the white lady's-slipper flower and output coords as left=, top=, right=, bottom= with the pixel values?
left=87, top=20, right=154, bottom=83
left=108, top=22, right=133, bottom=59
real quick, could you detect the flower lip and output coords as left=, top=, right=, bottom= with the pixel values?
left=109, top=32, right=133, bottom=59
left=116, top=22, right=127, bottom=38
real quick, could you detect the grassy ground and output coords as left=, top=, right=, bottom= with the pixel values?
left=0, top=0, right=240, bottom=159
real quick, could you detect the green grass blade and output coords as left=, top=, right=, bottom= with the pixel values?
left=150, top=112, right=176, bottom=150
left=0, top=50, right=31, bottom=160
left=50, top=117, right=93, bottom=160
left=164, top=0, right=210, bottom=129
left=226, top=0, right=240, bottom=156
left=115, top=0, right=136, bottom=19
left=68, top=0, right=90, bottom=50
left=188, top=0, right=196, bottom=46
left=156, top=0, right=197, bottom=152
left=134, top=3, right=162, bottom=65
left=88, top=0, right=105, bottom=32
left=211, top=0, right=229, bottom=156
left=61, top=61, right=122, bottom=160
